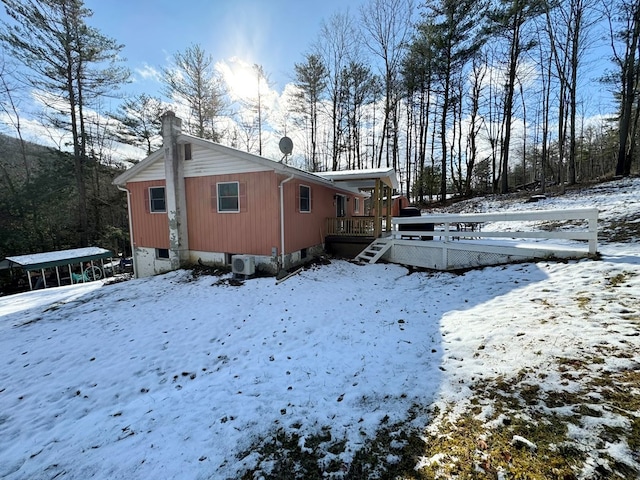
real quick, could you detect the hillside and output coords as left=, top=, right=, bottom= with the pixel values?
left=0, top=178, right=639, bottom=479
left=0, top=133, right=129, bottom=261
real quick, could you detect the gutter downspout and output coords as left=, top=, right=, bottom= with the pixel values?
left=279, top=173, right=295, bottom=271
left=117, top=185, right=138, bottom=278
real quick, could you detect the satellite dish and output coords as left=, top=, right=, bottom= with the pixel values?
left=279, top=136, right=293, bottom=155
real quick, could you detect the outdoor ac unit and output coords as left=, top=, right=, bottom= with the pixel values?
left=232, top=255, right=255, bottom=276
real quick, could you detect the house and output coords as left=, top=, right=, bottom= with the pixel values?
left=113, top=112, right=375, bottom=278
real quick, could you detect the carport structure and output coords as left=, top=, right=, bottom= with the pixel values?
left=0, top=247, right=113, bottom=290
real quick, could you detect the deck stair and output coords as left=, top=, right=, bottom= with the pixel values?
left=355, top=237, right=393, bottom=264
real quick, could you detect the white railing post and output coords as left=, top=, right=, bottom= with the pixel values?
left=588, top=210, right=598, bottom=255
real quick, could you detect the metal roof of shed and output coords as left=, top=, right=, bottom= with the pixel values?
left=1, top=247, right=113, bottom=271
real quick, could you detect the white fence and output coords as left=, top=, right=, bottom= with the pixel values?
left=386, top=208, right=598, bottom=270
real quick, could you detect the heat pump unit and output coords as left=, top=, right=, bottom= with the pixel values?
left=232, top=255, right=255, bottom=276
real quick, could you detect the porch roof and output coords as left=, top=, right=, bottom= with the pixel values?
left=316, top=168, right=399, bottom=191
left=0, top=247, right=113, bottom=271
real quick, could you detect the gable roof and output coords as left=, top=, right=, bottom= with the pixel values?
left=112, top=134, right=363, bottom=196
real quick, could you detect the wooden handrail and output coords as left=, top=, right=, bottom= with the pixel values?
left=326, top=217, right=376, bottom=236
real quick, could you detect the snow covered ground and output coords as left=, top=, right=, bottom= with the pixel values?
left=1, top=178, right=639, bottom=479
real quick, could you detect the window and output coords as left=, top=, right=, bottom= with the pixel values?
left=149, top=187, right=166, bottom=213
left=299, top=185, right=311, bottom=213
left=217, top=182, right=239, bottom=212
left=354, top=197, right=360, bottom=214
left=184, top=143, right=192, bottom=160
left=156, top=248, right=169, bottom=259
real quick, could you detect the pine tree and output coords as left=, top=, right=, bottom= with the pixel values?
left=162, top=44, right=226, bottom=142
left=1, top=0, right=129, bottom=245
left=293, top=54, right=327, bottom=172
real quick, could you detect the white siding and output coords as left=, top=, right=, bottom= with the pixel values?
left=184, top=145, right=272, bottom=177
left=130, top=158, right=166, bottom=182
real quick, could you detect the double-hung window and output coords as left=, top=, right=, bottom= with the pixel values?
left=217, top=182, right=240, bottom=213
left=149, top=186, right=166, bottom=213
left=299, top=185, right=311, bottom=213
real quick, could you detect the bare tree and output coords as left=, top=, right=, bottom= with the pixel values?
left=234, top=64, right=271, bottom=156
left=545, top=0, right=597, bottom=186
left=341, top=62, right=377, bottom=170
left=604, top=0, right=640, bottom=177
left=421, top=0, right=483, bottom=201
left=486, top=0, right=545, bottom=193
left=317, top=11, right=360, bottom=170
left=360, top=0, right=415, bottom=170
left=0, top=56, right=30, bottom=190
left=465, top=54, right=486, bottom=196
left=403, top=21, right=436, bottom=203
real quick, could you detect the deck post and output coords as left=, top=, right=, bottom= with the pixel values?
left=373, top=179, right=381, bottom=238
left=385, top=184, right=392, bottom=233
left=588, top=211, right=598, bottom=254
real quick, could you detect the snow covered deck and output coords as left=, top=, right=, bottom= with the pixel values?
left=357, top=208, right=598, bottom=270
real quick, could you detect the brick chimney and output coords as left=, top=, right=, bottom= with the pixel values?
left=161, top=111, right=189, bottom=269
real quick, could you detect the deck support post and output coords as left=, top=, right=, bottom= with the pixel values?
left=385, top=184, right=392, bottom=233
left=373, top=179, right=381, bottom=238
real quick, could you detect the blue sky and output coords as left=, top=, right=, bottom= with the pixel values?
left=0, top=0, right=620, bottom=163
left=85, top=0, right=369, bottom=97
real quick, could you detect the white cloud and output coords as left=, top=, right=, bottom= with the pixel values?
left=135, top=64, right=161, bottom=82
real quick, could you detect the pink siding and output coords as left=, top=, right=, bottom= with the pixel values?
left=386, top=196, right=410, bottom=217
left=128, top=172, right=367, bottom=258
left=128, top=180, right=169, bottom=249
left=185, top=172, right=280, bottom=256
left=282, top=177, right=344, bottom=253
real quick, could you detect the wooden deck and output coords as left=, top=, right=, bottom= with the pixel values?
left=356, top=208, right=599, bottom=270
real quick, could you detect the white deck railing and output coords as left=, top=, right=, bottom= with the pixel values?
left=391, top=207, right=598, bottom=255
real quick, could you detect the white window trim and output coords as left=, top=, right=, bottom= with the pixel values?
left=217, top=181, right=240, bottom=213
left=299, top=184, right=311, bottom=213
left=149, top=186, right=166, bottom=213
left=354, top=197, right=360, bottom=214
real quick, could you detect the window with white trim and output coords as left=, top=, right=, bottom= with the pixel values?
left=217, top=182, right=240, bottom=213
left=299, top=185, right=311, bottom=213
left=149, top=186, right=166, bottom=213
left=354, top=197, right=360, bottom=214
